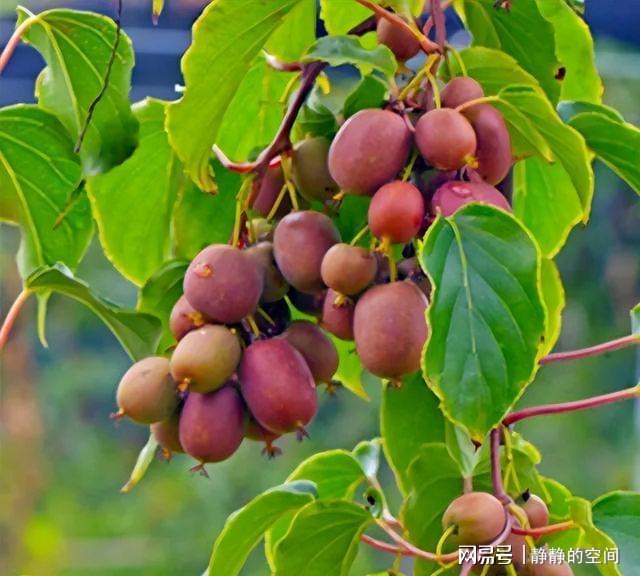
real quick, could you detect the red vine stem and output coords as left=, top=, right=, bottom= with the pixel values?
left=353, top=0, right=441, bottom=53
left=539, top=334, right=640, bottom=365
left=430, top=0, right=446, bottom=48
left=0, top=12, right=38, bottom=75
left=0, top=289, right=31, bottom=352
left=512, top=521, right=575, bottom=538
left=490, top=428, right=510, bottom=504
left=504, top=385, right=640, bottom=427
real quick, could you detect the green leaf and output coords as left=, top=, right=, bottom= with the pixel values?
left=172, top=167, right=242, bottom=260
left=287, top=450, right=367, bottom=500
left=25, top=264, right=162, bottom=360
left=319, top=0, right=371, bottom=36
left=208, top=481, right=317, bottom=576
left=333, top=336, right=369, bottom=400
left=540, top=257, right=565, bottom=355
left=0, top=105, right=92, bottom=277
left=568, top=112, right=640, bottom=195
left=352, top=439, right=381, bottom=479
left=267, top=0, right=317, bottom=61
left=380, top=372, right=445, bottom=495
left=402, top=443, right=463, bottom=575
left=343, top=75, right=388, bottom=119
left=87, top=99, right=183, bottom=285
left=18, top=7, right=138, bottom=174
left=166, top=0, right=305, bottom=190
left=537, top=0, right=602, bottom=103
left=137, top=259, right=189, bottom=352
left=120, top=432, right=158, bottom=493
left=455, top=0, right=560, bottom=102
left=444, top=422, right=480, bottom=478
left=303, top=36, right=396, bottom=79
left=442, top=47, right=542, bottom=96
left=557, top=101, right=624, bottom=124
left=420, top=204, right=546, bottom=440
left=273, top=500, right=373, bottom=576
left=593, top=492, right=640, bottom=575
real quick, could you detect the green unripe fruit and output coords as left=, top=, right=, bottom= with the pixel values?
left=291, top=137, right=338, bottom=202
left=320, top=243, right=377, bottom=296
left=115, top=356, right=178, bottom=424
left=442, top=492, right=505, bottom=545
left=179, top=387, right=245, bottom=464
left=245, top=241, right=289, bottom=303
left=281, top=321, right=339, bottom=383
left=170, top=325, right=241, bottom=393
left=522, top=494, right=550, bottom=529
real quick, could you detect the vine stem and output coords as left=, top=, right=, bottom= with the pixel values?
left=490, top=428, right=510, bottom=504
left=430, top=0, right=446, bottom=48
left=353, top=0, right=440, bottom=54
left=511, top=520, right=575, bottom=538
left=376, top=519, right=459, bottom=562
left=0, top=11, right=39, bottom=75
left=503, top=385, right=640, bottom=427
left=0, top=289, right=32, bottom=353
left=539, top=334, right=640, bottom=365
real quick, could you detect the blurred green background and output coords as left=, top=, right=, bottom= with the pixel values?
left=1, top=1, right=639, bottom=575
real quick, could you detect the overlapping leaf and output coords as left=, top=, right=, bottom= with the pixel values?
left=17, top=7, right=138, bottom=173
left=0, top=105, right=92, bottom=277
left=420, top=204, right=546, bottom=440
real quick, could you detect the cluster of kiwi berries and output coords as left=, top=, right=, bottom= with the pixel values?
left=443, top=491, right=573, bottom=574
left=113, top=40, right=513, bottom=472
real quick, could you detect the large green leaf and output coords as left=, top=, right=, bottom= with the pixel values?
left=419, top=204, right=546, bottom=440
left=319, top=0, right=371, bottom=36
left=273, top=500, right=372, bottom=576
left=166, top=0, right=304, bottom=190
left=172, top=168, right=242, bottom=260
left=568, top=112, right=640, bottom=196
left=0, top=105, right=92, bottom=277
left=540, top=257, right=565, bottom=355
left=87, top=99, right=183, bottom=285
left=25, top=264, right=162, bottom=360
left=303, top=36, right=396, bottom=79
left=380, top=372, right=445, bottom=495
left=17, top=7, right=137, bottom=174
left=455, top=0, right=560, bottom=102
left=593, top=492, right=640, bottom=575
left=208, top=481, right=317, bottom=576
left=537, top=0, right=602, bottom=103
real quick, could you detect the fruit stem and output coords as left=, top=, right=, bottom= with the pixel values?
left=279, top=154, right=300, bottom=211
left=0, top=9, right=39, bottom=75
left=375, top=519, right=459, bottom=562
left=430, top=0, right=447, bottom=49
left=350, top=225, right=370, bottom=246
left=445, top=44, right=468, bottom=76
left=426, top=71, right=441, bottom=108
left=0, top=288, right=31, bottom=353
left=402, top=149, right=419, bottom=181
left=511, top=520, right=575, bottom=538
left=266, top=184, right=289, bottom=221
left=455, top=95, right=501, bottom=113
left=539, top=333, right=640, bottom=365
left=436, top=524, right=456, bottom=557
left=504, top=384, right=640, bottom=426
left=353, top=0, right=441, bottom=53
left=490, top=427, right=510, bottom=504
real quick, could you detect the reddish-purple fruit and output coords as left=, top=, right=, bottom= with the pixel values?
left=151, top=411, right=184, bottom=456
left=253, top=165, right=290, bottom=219
left=170, top=295, right=208, bottom=341
left=415, top=108, right=477, bottom=170
left=288, top=288, right=326, bottom=318
left=354, top=282, right=428, bottom=379
left=291, top=137, right=338, bottom=202
left=398, top=257, right=432, bottom=299
left=463, top=104, right=512, bottom=185
left=170, top=325, right=241, bottom=393
left=328, top=109, right=412, bottom=196
left=442, top=492, right=506, bottom=545
left=376, top=17, right=421, bottom=61
left=281, top=321, right=339, bottom=384
left=179, top=387, right=245, bottom=464
left=245, top=416, right=282, bottom=458
left=532, top=562, right=574, bottom=576
left=368, top=181, right=425, bottom=244
left=522, top=494, right=550, bottom=529
left=184, top=244, right=263, bottom=323
left=321, top=244, right=377, bottom=296
left=441, top=76, right=484, bottom=109
left=245, top=241, right=289, bottom=303
left=321, top=289, right=355, bottom=341
left=432, top=180, right=511, bottom=216
left=115, top=357, right=178, bottom=424
left=273, top=211, right=341, bottom=293
left=239, top=339, right=318, bottom=435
